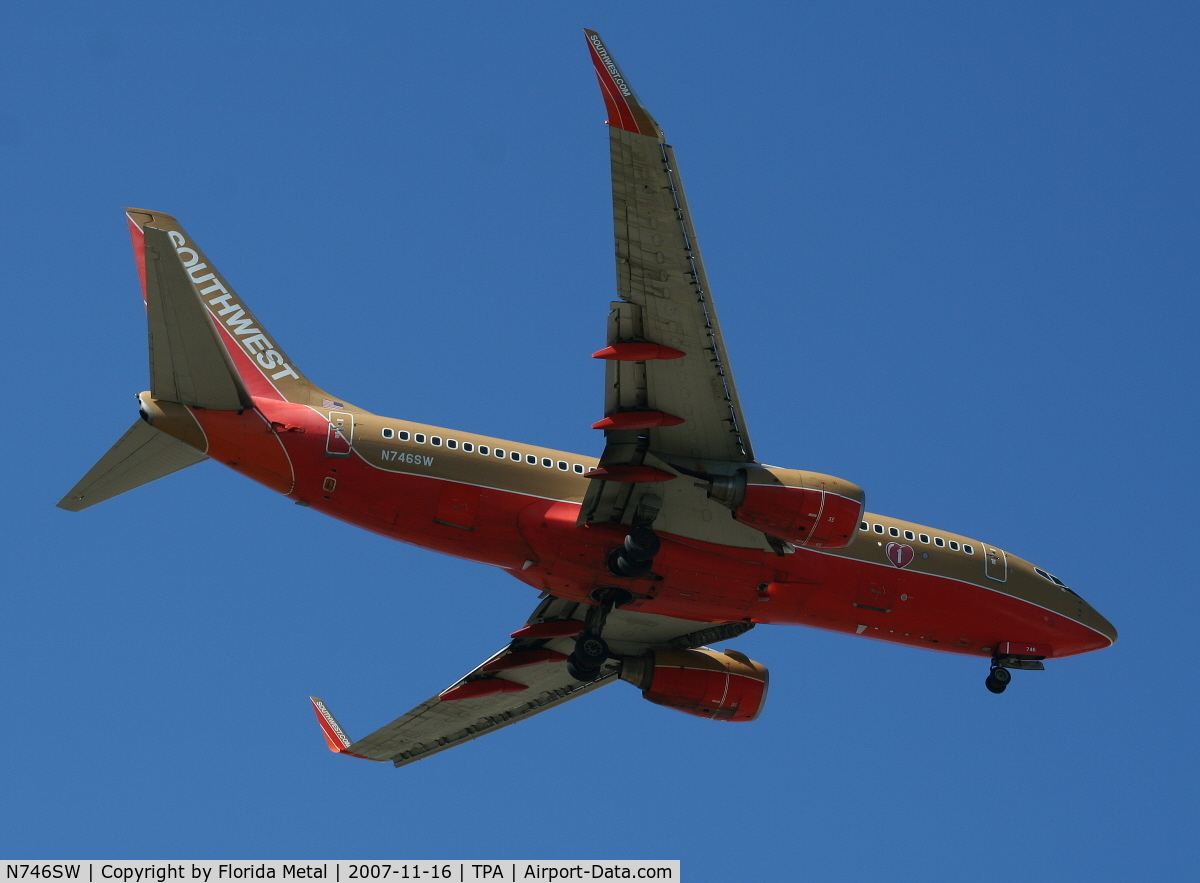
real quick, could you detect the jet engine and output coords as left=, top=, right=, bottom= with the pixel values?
left=705, top=466, right=865, bottom=549
left=619, top=648, right=769, bottom=722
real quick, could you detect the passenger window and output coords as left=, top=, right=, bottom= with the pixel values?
left=398, top=431, right=410, bottom=442
left=415, top=433, right=426, bottom=444
left=963, top=544, right=974, bottom=554
left=542, top=458, right=553, bottom=468
left=511, top=451, right=521, bottom=461
left=873, top=524, right=884, bottom=534
left=462, top=442, right=473, bottom=452
left=382, top=428, right=394, bottom=439
left=478, top=445, right=489, bottom=455
left=574, top=464, right=585, bottom=473
left=447, top=439, right=458, bottom=450
left=935, top=537, right=945, bottom=547
left=431, top=437, right=442, bottom=446
left=904, top=530, right=914, bottom=541
left=558, top=461, right=568, bottom=471
left=495, top=448, right=505, bottom=458
left=919, top=533, right=930, bottom=544
left=889, top=527, right=899, bottom=537
left=860, top=522, right=869, bottom=531
left=949, top=541, right=960, bottom=551
left=527, top=455, right=537, bottom=465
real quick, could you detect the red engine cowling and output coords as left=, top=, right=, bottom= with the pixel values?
left=706, top=466, right=865, bottom=549
left=619, top=648, right=769, bottom=722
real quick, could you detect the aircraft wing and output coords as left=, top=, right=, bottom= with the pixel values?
left=579, top=31, right=762, bottom=540
left=312, top=595, right=751, bottom=768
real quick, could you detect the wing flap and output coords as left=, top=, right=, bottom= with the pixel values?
left=57, top=419, right=207, bottom=511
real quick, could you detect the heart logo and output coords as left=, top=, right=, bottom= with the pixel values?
left=886, top=542, right=914, bottom=568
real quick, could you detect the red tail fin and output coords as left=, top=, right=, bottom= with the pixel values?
left=126, top=208, right=328, bottom=406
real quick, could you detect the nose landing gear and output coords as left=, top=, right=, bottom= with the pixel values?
left=985, top=665, right=1012, bottom=694
left=984, top=648, right=1046, bottom=694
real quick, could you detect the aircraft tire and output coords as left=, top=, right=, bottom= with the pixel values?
left=624, top=526, right=661, bottom=562
left=567, top=633, right=609, bottom=682
left=985, top=667, right=1011, bottom=694
left=567, top=657, right=600, bottom=682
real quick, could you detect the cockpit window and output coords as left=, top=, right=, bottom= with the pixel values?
left=1036, top=567, right=1079, bottom=596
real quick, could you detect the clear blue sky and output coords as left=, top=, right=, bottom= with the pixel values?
left=3, top=1, right=1197, bottom=877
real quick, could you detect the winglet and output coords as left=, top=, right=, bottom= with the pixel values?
left=309, top=696, right=371, bottom=758
left=583, top=29, right=662, bottom=139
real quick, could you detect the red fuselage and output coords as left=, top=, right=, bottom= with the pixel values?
left=182, top=397, right=1116, bottom=663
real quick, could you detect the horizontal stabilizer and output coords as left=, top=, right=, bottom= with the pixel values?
left=144, top=226, right=251, bottom=410
left=57, top=419, right=207, bottom=511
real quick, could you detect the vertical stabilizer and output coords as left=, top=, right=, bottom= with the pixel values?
left=144, top=226, right=252, bottom=410
left=127, top=208, right=330, bottom=406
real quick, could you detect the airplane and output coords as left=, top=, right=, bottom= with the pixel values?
left=59, top=30, right=1116, bottom=769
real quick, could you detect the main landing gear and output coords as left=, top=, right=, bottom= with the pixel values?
left=568, top=526, right=661, bottom=681
left=567, top=585, right=634, bottom=682
left=606, top=525, right=661, bottom=579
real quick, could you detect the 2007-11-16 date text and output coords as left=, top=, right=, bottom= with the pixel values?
left=349, top=868, right=449, bottom=880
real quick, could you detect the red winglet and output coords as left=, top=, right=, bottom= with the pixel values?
left=309, top=696, right=370, bottom=759
left=584, top=29, right=661, bottom=138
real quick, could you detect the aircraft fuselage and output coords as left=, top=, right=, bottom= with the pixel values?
left=144, top=393, right=1116, bottom=662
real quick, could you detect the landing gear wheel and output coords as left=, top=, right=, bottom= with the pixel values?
left=985, top=667, right=1011, bottom=694
left=607, top=528, right=661, bottom=578
left=567, top=633, right=610, bottom=682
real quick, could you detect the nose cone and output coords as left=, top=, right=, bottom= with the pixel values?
left=1057, top=590, right=1118, bottom=654
left=1086, top=603, right=1119, bottom=647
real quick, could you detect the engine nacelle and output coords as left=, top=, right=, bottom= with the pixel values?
left=619, top=648, right=769, bottom=722
left=706, top=466, right=865, bottom=549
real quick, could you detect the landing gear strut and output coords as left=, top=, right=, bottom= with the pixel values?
left=567, top=586, right=632, bottom=682
left=984, top=650, right=1045, bottom=694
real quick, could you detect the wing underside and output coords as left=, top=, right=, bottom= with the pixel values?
left=318, top=596, right=750, bottom=768
left=580, top=31, right=761, bottom=544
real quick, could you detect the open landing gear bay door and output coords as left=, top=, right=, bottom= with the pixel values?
left=311, top=596, right=742, bottom=768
